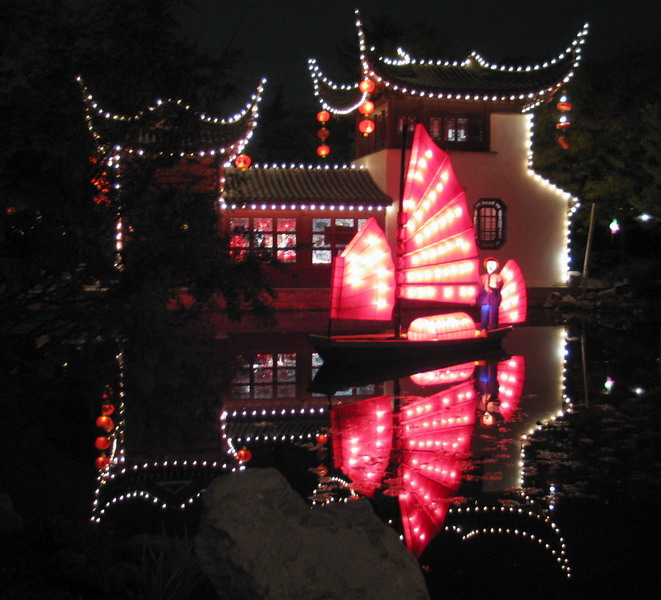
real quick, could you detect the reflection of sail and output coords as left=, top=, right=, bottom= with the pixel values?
left=329, top=395, right=393, bottom=497
left=399, top=125, right=480, bottom=304
left=329, top=217, right=395, bottom=321
left=398, top=381, right=477, bottom=556
left=328, top=353, right=527, bottom=557
left=499, top=260, right=528, bottom=325
left=330, top=380, right=477, bottom=557
left=409, top=361, right=476, bottom=387
left=496, top=355, right=525, bottom=420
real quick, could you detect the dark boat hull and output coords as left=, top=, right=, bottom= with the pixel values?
left=309, top=327, right=512, bottom=364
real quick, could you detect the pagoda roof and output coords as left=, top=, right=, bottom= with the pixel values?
left=309, top=11, right=588, bottom=112
left=221, top=165, right=392, bottom=208
left=77, top=76, right=265, bottom=158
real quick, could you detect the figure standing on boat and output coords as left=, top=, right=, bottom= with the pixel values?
left=477, top=258, right=504, bottom=331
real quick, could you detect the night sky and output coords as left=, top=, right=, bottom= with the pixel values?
left=183, top=0, right=659, bottom=105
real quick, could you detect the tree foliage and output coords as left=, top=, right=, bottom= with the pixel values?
left=1, top=0, right=275, bottom=461
left=532, top=43, right=661, bottom=282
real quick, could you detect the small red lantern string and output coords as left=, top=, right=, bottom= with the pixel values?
left=316, top=111, right=332, bottom=158
left=555, top=91, right=572, bottom=148
left=95, top=386, right=116, bottom=471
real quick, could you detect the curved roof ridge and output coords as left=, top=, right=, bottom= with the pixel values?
left=76, top=75, right=266, bottom=158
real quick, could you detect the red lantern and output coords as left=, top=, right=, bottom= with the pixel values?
left=359, top=79, right=376, bottom=94
left=95, top=455, right=110, bottom=470
left=557, top=136, right=571, bottom=149
left=316, top=110, right=331, bottom=124
left=237, top=447, right=252, bottom=463
left=555, top=120, right=571, bottom=129
left=316, top=465, right=328, bottom=477
left=317, top=127, right=330, bottom=141
left=358, top=100, right=375, bottom=115
left=235, top=154, right=252, bottom=170
left=316, top=433, right=329, bottom=445
left=101, top=404, right=115, bottom=416
left=557, top=101, right=572, bottom=111
left=316, top=144, right=330, bottom=158
left=96, top=415, right=115, bottom=432
left=95, top=436, right=110, bottom=451
left=358, top=119, right=375, bottom=136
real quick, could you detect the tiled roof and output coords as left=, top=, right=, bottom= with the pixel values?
left=367, top=48, right=580, bottom=98
left=310, top=21, right=588, bottom=110
left=222, top=166, right=392, bottom=207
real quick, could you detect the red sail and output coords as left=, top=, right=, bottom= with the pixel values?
left=499, top=259, right=528, bottom=324
left=399, top=125, right=480, bottom=304
left=329, top=217, right=396, bottom=321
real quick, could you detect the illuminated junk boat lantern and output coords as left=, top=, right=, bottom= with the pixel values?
left=309, top=124, right=527, bottom=363
left=329, top=354, right=525, bottom=557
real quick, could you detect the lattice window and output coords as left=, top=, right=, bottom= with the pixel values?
left=312, top=217, right=368, bottom=264
left=229, top=216, right=297, bottom=262
left=473, top=198, right=507, bottom=249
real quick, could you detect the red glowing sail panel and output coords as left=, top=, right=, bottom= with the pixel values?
left=329, top=217, right=396, bottom=321
left=499, top=259, right=528, bottom=325
left=329, top=395, right=393, bottom=497
left=398, top=381, right=478, bottom=556
left=496, top=355, right=525, bottom=421
left=399, top=125, right=480, bottom=305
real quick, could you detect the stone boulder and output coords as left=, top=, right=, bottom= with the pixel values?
left=195, top=468, right=429, bottom=600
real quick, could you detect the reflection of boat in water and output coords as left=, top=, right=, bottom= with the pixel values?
left=309, top=344, right=509, bottom=395
left=309, top=125, right=526, bottom=363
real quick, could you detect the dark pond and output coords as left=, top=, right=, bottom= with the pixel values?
left=95, top=311, right=661, bottom=598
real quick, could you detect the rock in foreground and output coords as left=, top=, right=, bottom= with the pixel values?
left=195, top=468, right=429, bottom=600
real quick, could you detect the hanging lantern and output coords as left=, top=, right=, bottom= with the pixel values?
left=317, top=127, right=330, bottom=141
left=100, top=404, right=115, bottom=416
left=95, top=436, right=111, bottom=451
left=316, top=465, right=329, bottom=477
left=317, top=110, right=331, bottom=124
left=557, top=136, right=571, bottom=150
left=358, top=100, right=375, bottom=116
left=316, top=432, right=329, bottom=445
left=557, top=93, right=572, bottom=112
left=359, top=79, right=376, bottom=94
left=358, top=119, right=375, bottom=136
left=317, top=144, right=330, bottom=158
left=235, top=154, right=252, bottom=171
left=556, top=115, right=571, bottom=129
left=95, top=415, right=115, bottom=432
left=95, top=455, right=110, bottom=470
left=237, top=447, right=252, bottom=463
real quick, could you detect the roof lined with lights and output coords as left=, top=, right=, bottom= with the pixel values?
left=222, top=166, right=392, bottom=207
left=77, top=76, right=265, bottom=157
left=309, top=10, right=588, bottom=112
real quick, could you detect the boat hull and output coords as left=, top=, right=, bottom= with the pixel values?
left=309, top=327, right=512, bottom=364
